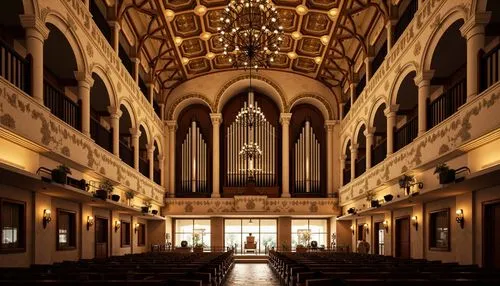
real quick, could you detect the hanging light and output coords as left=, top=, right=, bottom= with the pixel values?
left=249, top=219, right=253, bottom=224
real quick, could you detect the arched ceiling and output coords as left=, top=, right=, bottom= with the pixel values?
left=114, top=0, right=397, bottom=102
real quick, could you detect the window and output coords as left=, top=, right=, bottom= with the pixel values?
left=0, top=198, right=25, bottom=253
left=429, top=209, right=450, bottom=251
left=121, top=221, right=131, bottom=247
left=175, top=219, right=211, bottom=250
left=224, top=219, right=277, bottom=254
left=291, top=219, right=328, bottom=250
left=57, top=209, right=76, bottom=250
left=137, top=223, right=146, bottom=246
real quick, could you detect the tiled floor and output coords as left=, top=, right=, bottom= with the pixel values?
left=224, top=263, right=281, bottom=285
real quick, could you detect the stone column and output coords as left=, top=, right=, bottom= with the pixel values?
left=280, top=113, right=292, bottom=198
left=132, top=57, right=141, bottom=84
left=159, top=103, right=165, bottom=120
left=325, top=120, right=336, bottom=197
left=460, top=13, right=491, bottom=100
left=349, top=82, right=357, bottom=106
left=147, top=144, right=155, bottom=180
left=364, top=127, right=375, bottom=170
left=74, top=71, right=94, bottom=137
left=20, top=15, right=49, bottom=105
left=365, top=56, right=373, bottom=82
left=108, top=21, right=121, bottom=55
left=350, top=144, right=358, bottom=181
left=384, top=105, right=399, bottom=155
left=340, top=155, right=346, bottom=186
left=166, top=121, right=177, bottom=197
left=107, top=107, right=122, bottom=156
left=414, top=71, right=434, bottom=136
left=147, top=81, right=154, bottom=105
left=158, top=154, right=165, bottom=186
left=130, top=128, right=141, bottom=170
left=386, top=20, right=396, bottom=51
left=210, top=113, right=222, bottom=198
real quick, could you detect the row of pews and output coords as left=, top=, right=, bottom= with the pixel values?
left=269, top=251, right=500, bottom=286
left=0, top=251, right=234, bottom=285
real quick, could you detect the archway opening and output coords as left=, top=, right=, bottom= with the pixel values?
left=153, top=140, right=161, bottom=185
left=355, top=124, right=366, bottom=178
left=394, top=71, right=418, bottom=152
left=343, top=140, right=351, bottom=186
left=119, top=105, right=134, bottom=167
left=90, top=73, right=112, bottom=152
left=371, top=103, right=387, bottom=167
left=138, top=125, right=149, bottom=177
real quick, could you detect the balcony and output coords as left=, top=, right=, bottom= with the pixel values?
left=428, top=79, right=466, bottom=129
left=372, top=139, right=387, bottom=167
left=44, top=80, right=81, bottom=131
left=0, top=39, right=30, bottom=94
left=394, top=116, right=418, bottom=152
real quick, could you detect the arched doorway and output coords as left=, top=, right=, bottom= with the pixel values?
left=371, top=103, right=387, bottom=166
left=119, top=105, right=134, bottom=167
left=394, top=71, right=418, bottom=152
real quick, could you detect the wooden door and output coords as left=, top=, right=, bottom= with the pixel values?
left=95, top=217, right=108, bottom=259
left=484, top=202, right=500, bottom=268
left=395, top=217, right=410, bottom=258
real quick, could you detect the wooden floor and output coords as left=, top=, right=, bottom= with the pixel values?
left=224, top=263, right=280, bottom=286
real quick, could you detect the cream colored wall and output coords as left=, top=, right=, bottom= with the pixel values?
left=132, top=217, right=148, bottom=253
left=210, top=217, right=224, bottom=251
left=278, top=217, right=291, bottom=251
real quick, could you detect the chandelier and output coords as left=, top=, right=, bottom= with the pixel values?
left=235, top=96, right=266, bottom=128
left=218, top=0, right=284, bottom=69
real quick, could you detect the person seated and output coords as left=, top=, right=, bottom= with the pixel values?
left=245, top=233, right=256, bottom=253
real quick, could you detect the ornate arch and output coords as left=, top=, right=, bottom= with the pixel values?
left=118, top=97, right=138, bottom=129
left=388, top=62, right=419, bottom=105
left=168, top=93, right=213, bottom=120
left=89, top=63, right=118, bottom=108
left=342, top=137, right=352, bottom=156
left=353, top=120, right=367, bottom=144
left=138, top=121, right=152, bottom=144
left=421, top=7, right=468, bottom=73
left=43, top=11, right=88, bottom=74
left=288, top=93, right=334, bottom=120
left=215, top=74, right=286, bottom=113
left=153, top=135, right=163, bottom=155
left=367, top=97, right=388, bottom=129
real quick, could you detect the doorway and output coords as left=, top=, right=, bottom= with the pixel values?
left=484, top=201, right=500, bottom=268
left=95, top=217, right=108, bottom=259
left=395, top=217, right=410, bottom=258
left=374, top=222, right=385, bottom=255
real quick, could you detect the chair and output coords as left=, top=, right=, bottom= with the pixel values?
left=244, top=234, right=257, bottom=253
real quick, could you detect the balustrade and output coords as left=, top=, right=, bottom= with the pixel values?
left=343, top=168, right=351, bottom=186
left=355, top=156, right=366, bottom=178
left=0, top=39, right=30, bottom=94
left=394, top=116, right=418, bottom=152
left=371, top=138, right=387, bottom=167
left=119, top=140, right=134, bottom=168
left=44, top=80, right=80, bottom=130
left=481, top=43, right=500, bottom=92
left=428, top=79, right=466, bottom=129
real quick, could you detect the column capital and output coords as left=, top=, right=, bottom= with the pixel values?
left=210, top=113, right=223, bottom=125
left=74, top=71, right=94, bottom=89
left=279, top=113, right=292, bottom=124
left=107, top=20, right=122, bottom=30
left=350, top=143, right=359, bottom=152
left=413, top=70, right=435, bottom=87
left=324, top=120, right=338, bottom=131
left=363, top=127, right=376, bottom=137
left=107, top=106, right=123, bottom=119
left=157, top=154, right=165, bottom=162
left=384, top=104, right=399, bottom=116
left=165, top=120, right=177, bottom=131
left=146, top=143, right=155, bottom=154
left=129, top=127, right=142, bottom=138
left=460, top=12, right=491, bottom=39
left=19, top=15, right=49, bottom=41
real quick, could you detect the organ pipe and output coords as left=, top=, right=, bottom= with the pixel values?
left=294, top=120, right=321, bottom=193
left=181, top=121, right=208, bottom=193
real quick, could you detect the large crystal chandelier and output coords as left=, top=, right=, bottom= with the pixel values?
left=218, top=0, right=284, bottom=69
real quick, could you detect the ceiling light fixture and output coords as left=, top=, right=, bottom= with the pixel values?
left=206, top=52, right=216, bottom=60
left=181, top=57, right=190, bottom=65
left=194, top=5, right=208, bottom=16
left=328, top=8, right=339, bottom=19
left=295, top=5, right=309, bottom=16
left=320, top=35, right=330, bottom=46
left=287, top=51, right=298, bottom=60
left=165, top=9, right=175, bottom=22
left=314, top=56, right=322, bottom=64
left=291, top=31, right=302, bottom=40
left=174, top=37, right=183, bottom=46
left=200, top=32, right=212, bottom=41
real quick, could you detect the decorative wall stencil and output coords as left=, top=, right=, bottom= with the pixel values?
left=234, top=196, right=267, bottom=212
left=86, top=42, right=93, bottom=58
left=0, top=114, right=15, bottom=128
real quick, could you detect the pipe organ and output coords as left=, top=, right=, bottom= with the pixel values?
left=294, top=121, right=321, bottom=193
left=181, top=121, right=208, bottom=193
left=226, top=100, right=276, bottom=187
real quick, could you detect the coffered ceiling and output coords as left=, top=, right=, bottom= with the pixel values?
left=114, top=0, right=395, bottom=102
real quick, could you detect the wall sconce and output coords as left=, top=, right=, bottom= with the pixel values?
left=114, top=220, right=121, bottom=232
left=456, top=209, right=464, bottom=229
left=382, top=220, right=389, bottom=233
left=411, top=216, right=418, bottom=230
left=398, top=175, right=423, bottom=196
left=43, top=209, right=52, bottom=228
left=134, top=223, right=140, bottom=233
left=87, top=216, right=94, bottom=231
left=363, top=223, right=369, bottom=234
left=350, top=225, right=355, bottom=235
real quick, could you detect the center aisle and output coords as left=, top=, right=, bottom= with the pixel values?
left=224, top=263, right=280, bottom=286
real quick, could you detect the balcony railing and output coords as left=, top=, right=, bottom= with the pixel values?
left=372, top=138, right=387, bottom=167
left=355, top=156, right=366, bottom=178
left=90, top=117, right=112, bottom=153
left=394, top=0, right=418, bottom=44
left=428, top=78, right=466, bottom=129
left=153, top=169, right=161, bottom=185
left=343, top=168, right=351, bottom=186
left=394, top=116, right=418, bottom=152
left=481, top=43, right=500, bottom=92
left=44, top=80, right=80, bottom=130
left=119, top=140, right=134, bottom=168
left=139, top=157, right=149, bottom=178
left=0, top=39, right=30, bottom=94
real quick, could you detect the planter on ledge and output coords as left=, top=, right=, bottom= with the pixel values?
left=371, top=200, right=381, bottom=208
left=141, top=206, right=150, bottom=213
left=95, top=189, right=108, bottom=200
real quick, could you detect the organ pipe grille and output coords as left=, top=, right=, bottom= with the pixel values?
left=226, top=100, right=276, bottom=187
left=181, top=121, right=208, bottom=193
left=294, top=121, right=321, bottom=193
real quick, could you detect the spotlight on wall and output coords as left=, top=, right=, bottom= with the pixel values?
left=87, top=216, right=94, bottom=231
left=350, top=225, right=355, bottom=235
left=382, top=220, right=389, bottom=233
left=411, top=216, right=418, bottom=230
left=456, top=209, right=464, bottom=229
left=115, top=220, right=121, bottom=232
left=135, top=223, right=140, bottom=233
left=363, top=223, right=369, bottom=234
left=43, top=209, right=52, bottom=228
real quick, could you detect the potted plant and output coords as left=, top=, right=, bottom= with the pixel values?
left=51, top=165, right=71, bottom=184
left=371, top=200, right=381, bottom=208
left=192, top=233, right=204, bottom=253
left=365, top=191, right=379, bottom=208
left=434, top=163, right=455, bottom=184
left=125, top=191, right=135, bottom=206
left=384, top=194, right=393, bottom=202
left=141, top=200, right=152, bottom=213
left=96, top=180, right=113, bottom=200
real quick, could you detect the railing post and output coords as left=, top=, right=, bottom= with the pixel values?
left=460, top=12, right=490, bottom=101
left=414, top=71, right=434, bottom=137
left=280, top=113, right=292, bottom=198
left=384, top=105, right=399, bottom=155
left=74, top=71, right=94, bottom=137
left=20, top=15, right=49, bottom=105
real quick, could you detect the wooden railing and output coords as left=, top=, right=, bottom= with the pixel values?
left=139, top=157, right=149, bottom=178
left=44, top=80, right=80, bottom=130
left=0, top=39, right=30, bottom=94
left=355, top=156, right=366, bottom=178
left=371, top=138, right=387, bottom=167
left=480, top=43, right=500, bottom=92
left=343, top=168, right=351, bottom=186
left=394, top=116, right=418, bottom=152
left=119, top=140, right=134, bottom=168
left=394, top=0, right=418, bottom=43
left=428, top=78, right=466, bottom=129
left=90, top=117, right=112, bottom=153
